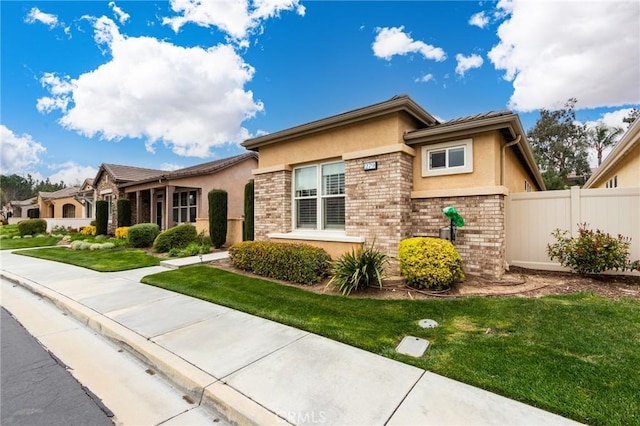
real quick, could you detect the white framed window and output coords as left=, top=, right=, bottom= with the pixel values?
left=525, top=180, right=532, bottom=192
left=606, top=176, right=618, bottom=188
left=173, top=189, right=198, bottom=224
left=293, top=161, right=345, bottom=231
left=421, top=139, right=473, bottom=177
left=104, top=194, right=113, bottom=223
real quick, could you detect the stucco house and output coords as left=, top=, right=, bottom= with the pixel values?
left=583, top=118, right=640, bottom=189
left=242, top=95, right=545, bottom=278
left=93, top=152, right=258, bottom=241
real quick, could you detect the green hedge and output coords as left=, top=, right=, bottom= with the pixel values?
left=229, top=241, right=331, bottom=284
left=208, top=189, right=227, bottom=248
left=153, top=223, right=197, bottom=253
left=117, top=198, right=131, bottom=227
left=95, top=200, right=108, bottom=235
left=243, top=180, right=254, bottom=241
left=18, top=219, right=47, bottom=236
left=127, top=223, right=160, bottom=248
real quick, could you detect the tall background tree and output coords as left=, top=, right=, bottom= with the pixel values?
left=527, top=98, right=590, bottom=190
left=0, top=174, right=65, bottom=206
left=623, top=108, right=639, bottom=125
left=586, top=123, right=622, bottom=166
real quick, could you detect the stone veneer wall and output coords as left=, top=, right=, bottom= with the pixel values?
left=411, top=194, right=506, bottom=278
left=254, top=170, right=292, bottom=240
left=345, top=151, right=414, bottom=264
left=94, top=174, right=123, bottom=234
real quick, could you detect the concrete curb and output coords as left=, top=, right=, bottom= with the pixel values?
left=1, top=271, right=289, bottom=426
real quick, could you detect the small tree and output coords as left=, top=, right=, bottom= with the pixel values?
left=208, top=189, right=227, bottom=248
left=244, top=179, right=254, bottom=241
left=95, top=200, right=108, bottom=235
left=117, top=198, right=132, bottom=227
left=586, top=123, right=622, bottom=166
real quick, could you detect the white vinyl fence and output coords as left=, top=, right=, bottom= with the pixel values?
left=506, top=187, right=640, bottom=275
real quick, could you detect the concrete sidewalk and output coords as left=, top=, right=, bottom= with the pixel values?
left=0, top=250, right=581, bottom=425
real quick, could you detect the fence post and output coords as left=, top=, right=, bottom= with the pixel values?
left=570, top=186, right=581, bottom=237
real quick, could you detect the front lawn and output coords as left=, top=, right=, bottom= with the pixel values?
left=16, top=247, right=161, bottom=272
left=142, top=265, right=640, bottom=426
left=0, top=236, right=63, bottom=250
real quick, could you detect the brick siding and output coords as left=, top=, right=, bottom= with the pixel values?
left=254, top=170, right=292, bottom=240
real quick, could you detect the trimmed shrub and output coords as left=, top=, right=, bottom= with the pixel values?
left=117, top=199, right=131, bottom=227
left=548, top=224, right=640, bottom=274
left=80, top=225, right=97, bottom=236
left=244, top=180, right=254, bottom=241
left=398, top=237, right=465, bottom=290
left=329, top=244, right=388, bottom=295
left=208, top=189, right=228, bottom=248
left=153, top=223, right=197, bottom=253
left=18, top=219, right=47, bottom=236
left=229, top=241, right=331, bottom=284
left=127, top=223, right=160, bottom=248
left=115, top=227, right=128, bottom=240
left=95, top=200, right=108, bottom=235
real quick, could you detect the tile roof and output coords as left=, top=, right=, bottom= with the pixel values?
left=431, top=110, right=514, bottom=129
left=39, top=186, right=81, bottom=199
left=101, top=164, right=165, bottom=182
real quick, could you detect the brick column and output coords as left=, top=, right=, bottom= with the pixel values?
left=254, top=170, right=292, bottom=240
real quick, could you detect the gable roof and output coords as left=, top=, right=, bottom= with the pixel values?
left=94, top=163, right=164, bottom=185
left=120, top=152, right=258, bottom=187
left=583, top=118, right=640, bottom=188
left=39, top=186, right=81, bottom=200
left=242, top=94, right=439, bottom=150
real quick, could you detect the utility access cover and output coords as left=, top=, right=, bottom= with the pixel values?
left=418, top=319, right=439, bottom=328
left=396, top=336, right=429, bottom=357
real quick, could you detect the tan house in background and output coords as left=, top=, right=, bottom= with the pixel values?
left=243, top=95, right=545, bottom=278
left=93, top=152, right=258, bottom=243
left=36, top=187, right=85, bottom=219
left=584, top=118, right=640, bottom=189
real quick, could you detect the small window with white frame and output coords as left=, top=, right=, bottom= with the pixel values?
left=525, top=180, right=532, bottom=192
left=422, top=139, right=473, bottom=177
left=606, top=176, right=618, bottom=188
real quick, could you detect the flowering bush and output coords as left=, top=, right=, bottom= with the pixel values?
left=115, top=227, right=128, bottom=240
left=80, top=225, right=96, bottom=236
left=398, top=237, right=465, bottom=290
left=547, top=224, right=640, bottom=275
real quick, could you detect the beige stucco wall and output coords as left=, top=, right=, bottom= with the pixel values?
left=412, top=131, right=501, bottom=192
left=504, top=145, right=540, bottom=192
left=590, top=143, right=640, bottom=188
left=37, top=196, right=84, bottom=219
left=257, top=113, right=414, bottom=168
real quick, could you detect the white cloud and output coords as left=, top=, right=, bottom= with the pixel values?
left=373, top=26, right=446, bottom=62
left=455, top=53, right=484, bottom=76
left=47, top=162, right=98, bottom=186
left=469, top=11, right=489, bottom=28
left=38, top=17, right=263, bottom=158
left=415, top=73, right=434, bottom=83
left=0, top=125, right=46, bottom=175
left=489, top=0, right=640, bottom=111
left=586, top=108, right=633, bottom=131
left=109, top=1, right=130, bottom=24
left=25, top=7, right=58, bottom=28
left=163, top=0, right=305, bottom=42
left=160, top=163, right=182, bottom=171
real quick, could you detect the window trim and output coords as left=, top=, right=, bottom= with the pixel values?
left=172, top=189, right=198, bottom=224
left=104, top=194, right=113, bottom=223
left=421, top=139, right=473, bottom=177
left=292, top=161, right=345, bottom=232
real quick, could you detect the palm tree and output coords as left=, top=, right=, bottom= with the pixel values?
left=587, top=123, right=623, bottom=166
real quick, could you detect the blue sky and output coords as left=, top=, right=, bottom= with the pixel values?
left=1, top=0, right=639, bottom=185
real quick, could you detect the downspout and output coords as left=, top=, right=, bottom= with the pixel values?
left=501, top=135, right=521, bottom=186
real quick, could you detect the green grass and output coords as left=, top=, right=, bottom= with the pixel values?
left=0, top=236, right=63, bottom=250
left=142, top=265, right=640, bottom=426
left=16, top=247, right=161, bottom=271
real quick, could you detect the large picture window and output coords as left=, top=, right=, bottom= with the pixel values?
left=294, top=162, right=345, bottom=231
left=173, top=190, right=198, bottom=224
left=422, top=139, right=473, bottom=177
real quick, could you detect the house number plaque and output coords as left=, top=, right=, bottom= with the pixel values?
left=363, top=161, right=378, bottom=171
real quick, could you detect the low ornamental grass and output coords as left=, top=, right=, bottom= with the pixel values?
left=142, top=265, right=640, bottom=426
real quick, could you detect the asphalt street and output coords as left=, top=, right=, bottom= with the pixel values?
left=1, top=306, right=113, bottom=426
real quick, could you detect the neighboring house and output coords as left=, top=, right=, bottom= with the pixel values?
left=242, top=95, right=545, bottom=278
left=36, top=187, right=85, bottom=219
left=76, top=178, right=96, bottom=219
left=9, top=197, right=38, bottom=219
left=93, top=152, right=258, bottom=240
left=584, top=118, right=640, bottom=189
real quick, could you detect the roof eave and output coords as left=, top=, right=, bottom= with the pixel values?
left=242, top=96, right=437, bottom=151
